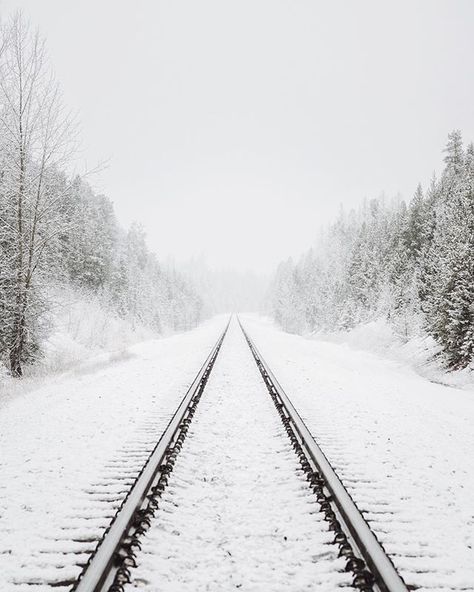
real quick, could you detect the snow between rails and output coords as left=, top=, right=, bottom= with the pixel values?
left=123, top=319, right=353, bottom=591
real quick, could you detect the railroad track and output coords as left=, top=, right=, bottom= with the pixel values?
left=72, top=320, right=230, bottom=592
left=238, top=317, right=408, bottom=592
left=71, top=316, right=408, bottom=592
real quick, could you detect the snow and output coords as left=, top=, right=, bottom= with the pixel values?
left=314, top=318, right=474, bottom=390
left=0, top=316, right=227, bottom=591
left=1, top=313, right=472, bottom=591
left=123, top=318, right=352, bottom=591
left=242, top=315, right=474, bottom=592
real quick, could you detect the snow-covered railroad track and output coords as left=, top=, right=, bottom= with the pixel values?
left=238, top=318, right=408, bottom=592
left=71, top=317, right=409, bottom=592
left=71, top=321, right=230, bottom=592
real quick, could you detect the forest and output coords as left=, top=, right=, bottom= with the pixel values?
left=269, top=130, right=474, bottom=369
left=2, top=12, right=474, bottom=378
left=0, top=15, right=202, bottom=377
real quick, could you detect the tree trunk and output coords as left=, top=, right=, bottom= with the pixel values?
left=10, top=126, right=26, bottom=377
left=9, top=293, right=26, bottom=377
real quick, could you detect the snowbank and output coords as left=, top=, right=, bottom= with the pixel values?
left=1, top=287, right=159, bottom=400
left=250, top=314, right=474, bottom=391
left=311, top=318, right=474, bottom=390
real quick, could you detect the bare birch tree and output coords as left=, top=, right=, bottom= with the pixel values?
left=0, top=12, right=75, bottom=376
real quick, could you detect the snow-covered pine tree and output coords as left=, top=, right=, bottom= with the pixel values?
left=433, top=142, right=474, bottom=367
left=422, top=132, right=467, bottom=364
left=268, top=131, right=474, bottom=368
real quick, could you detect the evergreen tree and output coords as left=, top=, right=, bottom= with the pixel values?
left=269, top=132, right=474, bottom=369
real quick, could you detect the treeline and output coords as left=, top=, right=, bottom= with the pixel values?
left=60, top=178, right=202, bottom=333
left=0, top=14, right=202, bottom=376
left=269, top=131, right=474, bottom=369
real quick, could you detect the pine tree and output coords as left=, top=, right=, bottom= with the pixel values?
left=443, top=130, right=464, bottom=177
left=268, top=131, right=474, bottom=368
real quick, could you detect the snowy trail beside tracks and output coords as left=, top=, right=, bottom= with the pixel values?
left=242, top=316, right=474, bottom=592
left=0, top=317, right=226, bottom=591
left=123, top=318, right=352, bottom=592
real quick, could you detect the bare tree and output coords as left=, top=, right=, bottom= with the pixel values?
left=0, top=12, right=75, bottom=376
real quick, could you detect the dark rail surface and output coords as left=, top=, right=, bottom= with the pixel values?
left=73, top=319, right=230, bottom=592
left=238, top=316, right=409, bottom=592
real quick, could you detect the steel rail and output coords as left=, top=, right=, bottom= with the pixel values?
left=73, top=319, right=230, bottom=592
left=238, top=317, right=408, bottom=592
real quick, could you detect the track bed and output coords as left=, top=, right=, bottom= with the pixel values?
left=122, top=319, right=352, bottom=591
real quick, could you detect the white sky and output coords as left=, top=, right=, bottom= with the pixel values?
left=2, top=0, right=474, bottom=272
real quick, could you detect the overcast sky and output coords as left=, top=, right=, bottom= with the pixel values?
left=2, top=0, right=474, bottom=272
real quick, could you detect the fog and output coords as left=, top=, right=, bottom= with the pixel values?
left=3, top=0, right=474, bottom=272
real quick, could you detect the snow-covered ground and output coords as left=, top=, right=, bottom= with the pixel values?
left=0, top=316, right=227, bottom=591
left=242, top=315, right=474, bottom=592
left=314, top=318, right=474, bottom=391
left=124, top=318, right=352, bottom=591
left=2, top=313, right=473, bottom=592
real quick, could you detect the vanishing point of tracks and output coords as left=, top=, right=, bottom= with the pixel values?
left=72, top=317, right=408, bottom=592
